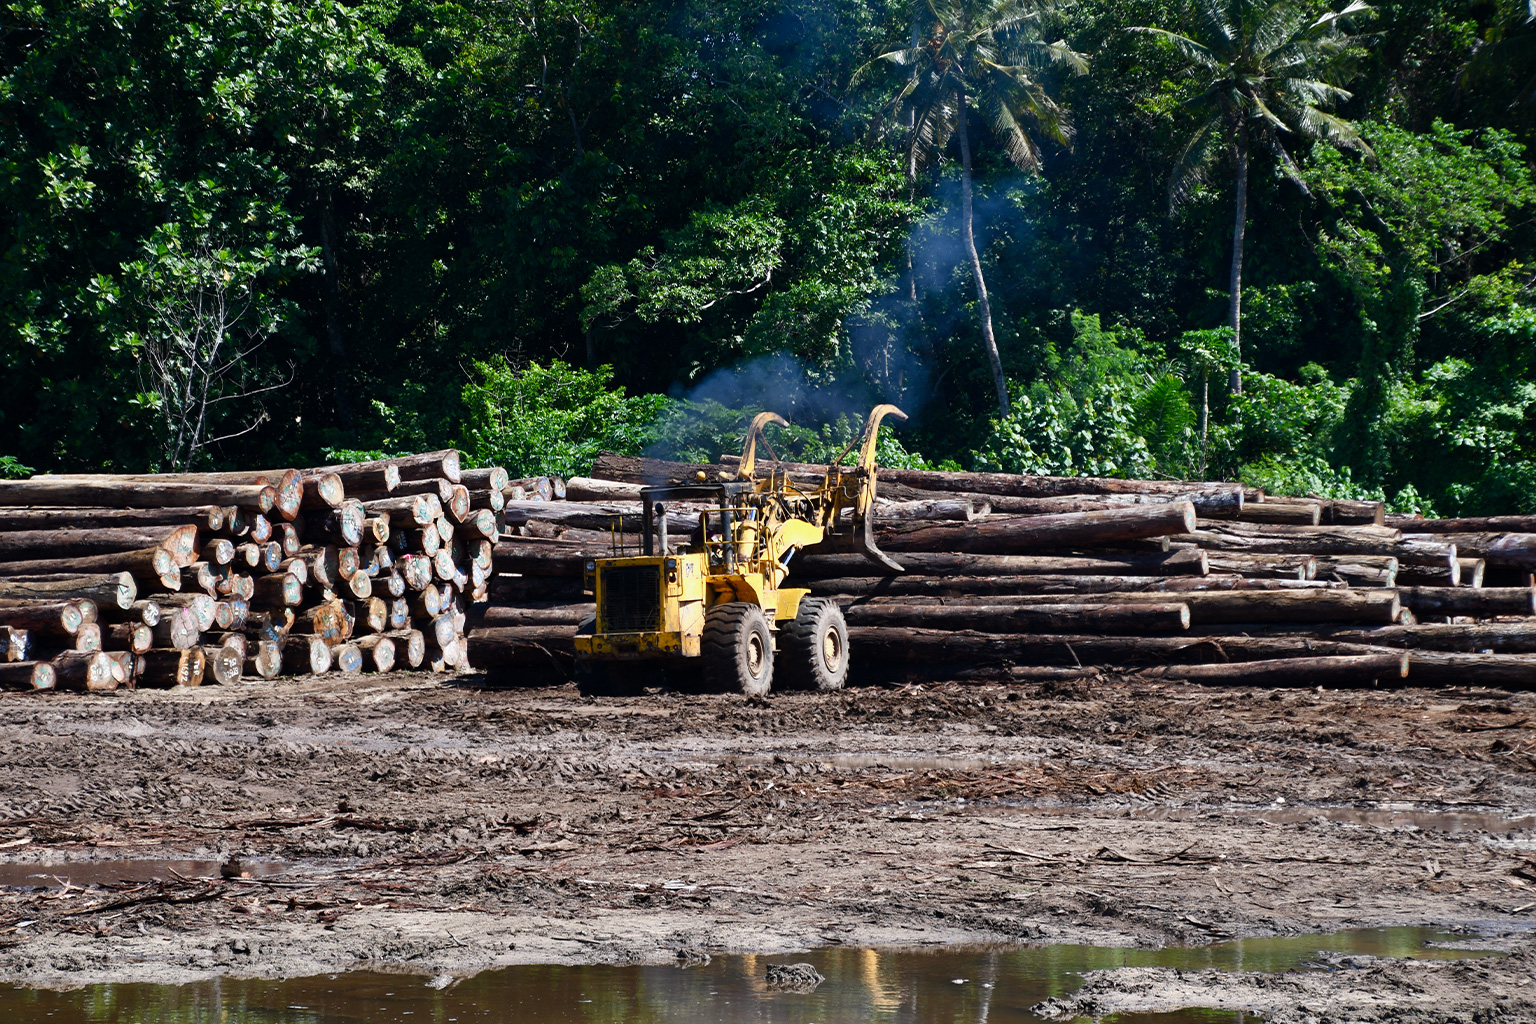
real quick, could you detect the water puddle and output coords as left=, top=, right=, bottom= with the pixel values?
left=0, top=858, right=288, bottom=889
left=0, top=927, right=1499, bottom=1023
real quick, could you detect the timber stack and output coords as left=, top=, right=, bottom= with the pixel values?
left=472, top=451, right=1536, bottom=689
left=0, top=452, right=552, bottom=693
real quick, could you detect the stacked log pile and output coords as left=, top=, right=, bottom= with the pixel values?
left=0, top=451, right=522, bottom=692
left=472, top=451, right=1536, bottom=688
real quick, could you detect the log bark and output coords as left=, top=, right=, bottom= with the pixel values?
left=1193, top=551, right=1315, bottom=579
left=1, top=478, right=278, bottom=512
left=1252, top=621, right=1536, bottom=653
left=809, top=574, right=1343, bottom=599
left=0, top=661, right=53, bottom=691
left=298, top=473, right=346, bottom=511
left=792, top=548, right=1208, bottom=580
left=1140, top=653, right=1408, bottom=687
left=1396, top=587, right=1536, bottom=617
left=1207, top=501, right=1320, bottom=526
left=487, top=574, right=586, bottom=602
left=251, top=573, right=303, bottom=608
left=843, top=601, right=1192, bottom=634
left=564, top=476, right=645, bottom=501
left=455, top=509, right=500, bottom=541
left=506, top=476, right=555, bottom=501
left=150, top=606, right=201, bottom=650
left=878, top=503, right=1197, bottom=555
left=1182, top=524, right=1456, bottom=567
left=300, top=460, right=399, bottom=494
left=0, top=573, right=136, bottom=609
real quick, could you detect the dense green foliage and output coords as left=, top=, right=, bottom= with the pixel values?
left=4, top=0, right=1535, bottom=513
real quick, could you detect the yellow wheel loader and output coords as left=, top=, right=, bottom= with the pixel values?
left=572, top=405, right=907, bottom=695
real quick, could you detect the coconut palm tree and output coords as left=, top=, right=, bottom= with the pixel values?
left=1132, top=0, right=1371, bottom=395
left=861, top=0, right=1085, bottom=416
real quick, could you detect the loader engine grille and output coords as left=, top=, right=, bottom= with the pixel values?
left=600, top=565, right=662, bottom=633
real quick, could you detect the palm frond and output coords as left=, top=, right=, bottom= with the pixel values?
left=1126, top=25, right=1223, bottom=67
left=1169, top=115, right=1226, bottom=211
left=1292, top=104, right=1372, bottom=153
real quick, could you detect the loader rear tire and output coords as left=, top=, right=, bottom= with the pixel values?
left=778, top=597, right=848, bottom=691
left=702, top=602, right=773, bottom=697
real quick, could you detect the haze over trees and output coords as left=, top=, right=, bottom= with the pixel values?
left=3, top=0, right=1534, bottom=516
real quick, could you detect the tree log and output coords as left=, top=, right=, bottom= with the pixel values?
left=245, top=639, right=281, bottom=680
left=466, top=626, right=577, bottom=669
left=1208, top=501, right=1320, bottom=526
left=139, top=648, right=205, bottom=688
left=298, top=472, right=346, bottom=512
left=109, top=622, right=153, bottom=654
left=0, top=600, right=84, bottom=638
left=470, top=602, right=594, bottom=627
left=1422, top=533, right=1536, bottom=569
left=333, top=642, right=364, bottom=674
left=282, top=635, right=333, bottom=675
left=363, top=494, right=439, bottom=526
left=1396, top=587, right=1536, bottom=617
left=383, top=629, right=426, bottom=668
left=0, top=547, right=180, bottom=589
left=844, top=601, right=1191, bottom=633
left=1313, top=554, right=1398, bottom=587
left=877, top=503, right=1197, bottom=555
left=460, top=466, right=510, bottom=494
left=1140, top=653, right=1408, bottom=686
left=1406, top=652, right=1536, bottom=688
left=846, top=627, right=1400, bottom=667
left=355, top=633, right=397, bottom=673
left=0, top=573, right=136, bottom=610
left=842, top=589, right=1401, bottom=625
left=1390, top=515, right=1536, bottom=534
left=251, top=572, right=303, bottom=608
left=506, top=476, right=555, bottom=501
left=0, top=506, right=225, bottom=531
left=792, top=548, right=1208, bottom=580
left=0, top=661, right=54, bottom=691
left=203, top=643, right=243, bottom=685
left=150, top=606, right=201, bottom=650
left=3, top=478, right=278, bottom=513
left=3, top=626, right=29, bottom=662
left=51, top=650, right=117, bottom=691
left=294, top=600, right=353, bottom=646
left=809, top=574, right=1340, bottom=599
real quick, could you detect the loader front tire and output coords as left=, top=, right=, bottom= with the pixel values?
left=702, top=602, right=773, bottom=697
left=779, top=597, right=848, bottom=691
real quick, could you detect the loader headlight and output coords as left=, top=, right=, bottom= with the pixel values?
left=665, top=558, right=677, bottom=569
left=585, top=561, right=596, bottom=571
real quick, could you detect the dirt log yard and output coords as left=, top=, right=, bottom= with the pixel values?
left=1, top=672, right=1535, bottom=1018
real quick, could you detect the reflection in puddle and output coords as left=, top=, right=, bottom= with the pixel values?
left=0, top=927, right=1498, bottom=1023
left=0, top=859, right=287, bottom=889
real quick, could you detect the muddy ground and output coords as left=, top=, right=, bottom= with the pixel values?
left=2, top=673, right=1536, bottom=1017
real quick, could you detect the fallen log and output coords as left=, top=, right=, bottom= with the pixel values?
left=0, top=600, right=85, bottom=638
left=1426, top=533, right=1536, bottom=570
left=0, top=506, right=228, bottom=531
left=465, top=625, right=578, bottom=668
left=564, top=476, right=644, bottom=501
left=1140, top=653, right=1408, bottom=687
left=1209, top=501, right=1320, bottom=526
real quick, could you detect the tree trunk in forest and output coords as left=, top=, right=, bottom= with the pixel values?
left=1229, top=129, right=1248, bottom=395
left=956, top=86, right=1010, bottom=417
